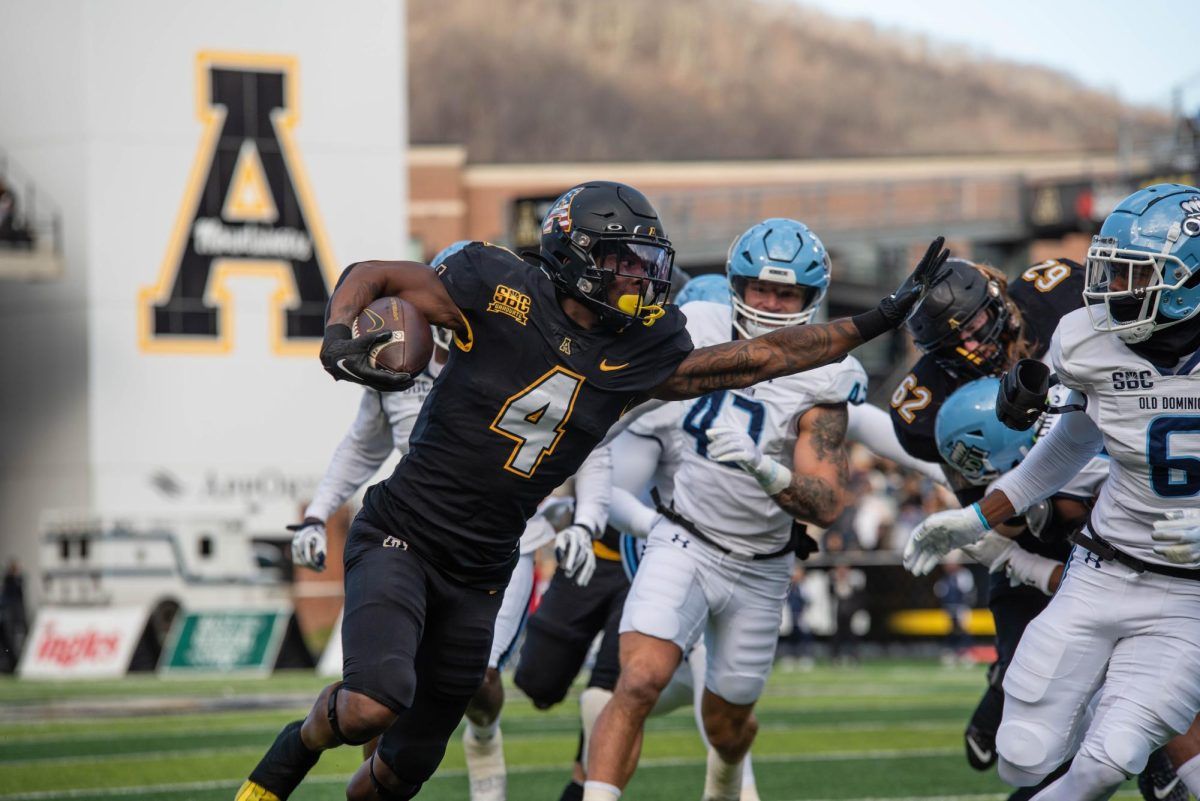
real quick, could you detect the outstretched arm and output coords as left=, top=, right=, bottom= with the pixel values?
left=651, top=237, right=951, bottom=400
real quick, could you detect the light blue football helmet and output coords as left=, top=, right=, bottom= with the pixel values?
left=429, top=240, right=472, bottom=350
left=1084, top=183, right=1200, bottom=343
left=936, top=377, right=1039, bottom=485
left=675, top=273, right=732, bottom=306
left=725, top=218, right=830, bottom=338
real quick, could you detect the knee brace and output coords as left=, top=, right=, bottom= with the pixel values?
left=327, top=683, right=375, bottom=747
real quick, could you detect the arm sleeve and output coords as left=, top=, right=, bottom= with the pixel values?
left=303, top=390, right=395, bottom=521
left=572, top=444, right=612, bottom=534
left=610, top=487, right=660, bottom=538
left=990, top=405, right=1104, bottom=513
left=846, top=403, right=947, bottom=484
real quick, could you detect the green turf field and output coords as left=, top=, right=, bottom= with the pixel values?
left=0, top=661, right=1148, bottom=800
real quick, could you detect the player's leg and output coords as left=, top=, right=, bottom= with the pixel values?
left=237, top=517, right=424, bottom=801
left=1162, top=714, right=1200, bottom=797
left=1034, top=577, right=1200, bottom=801
left=462, top=552, right=536, bottom=801
left=995, top=551, right=1116, bottom=788
left=586, top=523, right=708, bottom=799
left=699, top=553, right=789, bottom=801
left=346, top=560, right=505, bottom=801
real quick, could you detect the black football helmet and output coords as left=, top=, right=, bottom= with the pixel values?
left=906, top=259, right=1017, bottom=377
left=538, top=181, right=675, bottom=329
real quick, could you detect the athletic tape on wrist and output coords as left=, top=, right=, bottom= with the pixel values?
left=753, top=457, right=793, bottom=496
left=971, top=503, right=989, bottom=531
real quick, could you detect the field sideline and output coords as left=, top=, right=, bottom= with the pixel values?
left=0, top=661, right=1146, bottom=800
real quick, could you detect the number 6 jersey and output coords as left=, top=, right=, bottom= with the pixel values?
left=1051, top=305, right=1200, bottom=566
left=363, top=243, right=693, bottom=589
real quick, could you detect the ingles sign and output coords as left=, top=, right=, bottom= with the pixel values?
left=140, top=52, right=337, bottom=356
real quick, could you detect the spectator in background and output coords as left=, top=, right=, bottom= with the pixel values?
left=0, top=180, right=34, bottom=248
left=829, top=562, right=867, bottom=665
left=778, top=566, right=814, bottom=671
left=933, top=557, right=975, bottom=666
left=0, top=559, right=28, bottom=673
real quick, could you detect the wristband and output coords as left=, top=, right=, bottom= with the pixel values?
left=971, top=502, right=989, bottom=530
left=850, top=308, right=892, bottom=342
left=750, top=456, right=793, bottom=496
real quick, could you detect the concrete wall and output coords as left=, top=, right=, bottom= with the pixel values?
left=0, top=0, right=408, bottom=606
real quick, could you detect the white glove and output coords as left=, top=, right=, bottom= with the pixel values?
left=961, top=531, right=1015, bottom=573
left=706, top=425, right=792, bottom=495
left=556, top=524, right=597, bottom=587
left=1005, top=548, right=1059, bottom=595
left=903, top=504, right=989, bottom=576
left=289, top=520, right=327, bottom=572
left=1151, top=510, right=1200, bottom=565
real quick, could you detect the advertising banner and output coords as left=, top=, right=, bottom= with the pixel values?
left=20, top=606, right=148, bottom=679
left=160, top=609, right=289, bottom=673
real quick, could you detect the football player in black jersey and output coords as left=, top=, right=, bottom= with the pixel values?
left=885, top=255, right=1187, bottom=801
left=236, top=180, right=951, bottom=801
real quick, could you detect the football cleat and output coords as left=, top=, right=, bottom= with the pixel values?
left=1138, top=748, right=1187, bottom=801
left=462, top=726, right=507, bottom=801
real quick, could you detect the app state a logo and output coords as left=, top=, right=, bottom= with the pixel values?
left=139, top=52, right=337, bottom=355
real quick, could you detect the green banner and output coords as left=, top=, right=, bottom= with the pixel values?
left=161, top=610, right=287, bottom=672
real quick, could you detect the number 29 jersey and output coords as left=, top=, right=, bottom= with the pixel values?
left=1052, top=305, right=1200, bottom=567
left=365, top=243, right=694, bottom=589
left=671, top=301, right=868, bottom=555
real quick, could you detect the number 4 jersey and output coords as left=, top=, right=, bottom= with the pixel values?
left=1052, top=305, right=1200, bottom=566
left=364, top=243, right=693, bottom=589
left=671, top=301, right=867, bottom=555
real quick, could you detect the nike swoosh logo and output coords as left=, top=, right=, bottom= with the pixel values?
left=965, top=735, right=993, bottom=764
left=599, top=359, right=630, bottom=372
left=336, top=358, right=363, bottom=381
left=1155, top=777, right=1181, bottom=799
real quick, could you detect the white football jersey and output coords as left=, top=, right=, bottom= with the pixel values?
left=624, top=400, right=685, bottom=505
left=671, top=301, right=867, bottom=554
left=1051, top=306, right=1200, bottom=566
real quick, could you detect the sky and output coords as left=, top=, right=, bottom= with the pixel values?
left=797, top=0, right=1200, bottom=110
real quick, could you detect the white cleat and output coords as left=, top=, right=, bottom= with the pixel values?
left=463, top=726, right=506, bottom=801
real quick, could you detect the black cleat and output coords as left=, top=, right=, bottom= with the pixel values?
left=1138, top=748, right=1187, bottom=801
left=964, top=723, right=998, bottom=770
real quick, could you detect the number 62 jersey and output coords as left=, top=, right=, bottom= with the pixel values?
left=1051, top=305, right=1200, bottom=567
left=362, top=243, right=694, bottom=589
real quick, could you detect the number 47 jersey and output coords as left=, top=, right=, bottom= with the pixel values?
left=1051, top=305, right=1200, bottom=567
left=366, top=243, right=693, bottom=589
left=671, top=301, right=868, bottom=555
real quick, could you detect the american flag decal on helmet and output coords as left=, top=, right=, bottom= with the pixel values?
left=542, top=187, right=583, bottom=235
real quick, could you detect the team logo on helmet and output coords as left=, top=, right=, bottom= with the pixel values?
left=542, top=187, right=583, bottom=235
left=1181, top=198, right=1200, bottom=237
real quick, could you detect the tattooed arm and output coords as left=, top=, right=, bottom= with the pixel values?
left=651, top=318, right=864, bottom=400
left=772, top=404, right=850, bottom=528
left=652, top=236, right=950, bottom=401
left=326, top=260, right=464, bottom=333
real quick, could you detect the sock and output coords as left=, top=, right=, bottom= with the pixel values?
left=245, top=721, right=320, bottom=800
left=467, top=716, right=500, bottom=743
left=1178, top=753, right=1200, bottom=795
left=582, top=780, right=621, bottom=801
left=580, top=687, right=613, bottom=765
left=558, top=780, right=585, bottom=801
left=703, top=750, right=743, bottom=801
left=741, top=752, right=757, bottom=794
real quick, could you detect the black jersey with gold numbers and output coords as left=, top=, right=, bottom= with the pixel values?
left=889, top=258, right=1085, bottom=473
left=364, top=243, right=693, bottom=589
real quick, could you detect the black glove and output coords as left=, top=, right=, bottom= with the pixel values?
left=319, top=324, right=415, bottom=392
left=852, top=236, right=952, bottom=341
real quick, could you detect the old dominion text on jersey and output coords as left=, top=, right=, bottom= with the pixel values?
left=362, top=243, right=693, bottom=589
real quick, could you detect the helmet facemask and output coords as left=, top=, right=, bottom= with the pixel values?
left=1084, top=232, right=1198, bottom=344
left=920, top=284, right=1013, bottom=378
left=729, top=275, right=825, bottom=339
left=545, top=223, right=674, bottom=330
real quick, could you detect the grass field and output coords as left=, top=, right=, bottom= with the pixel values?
left=0, top=661, right=1149, bottom=800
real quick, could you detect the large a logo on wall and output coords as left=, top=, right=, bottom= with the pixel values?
left=139, top=52, right=336, bottom=355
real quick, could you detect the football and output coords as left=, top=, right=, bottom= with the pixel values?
left=351, top=296, right=433, bottom=376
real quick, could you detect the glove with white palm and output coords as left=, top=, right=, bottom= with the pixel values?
left=288, top=518, right=327, bottom=572
left=1151, top=510, right=1200, bottom=565
left=903, top=503, right=989, bottom=576
left=706, top=425, right=792, bottom=495
left=555, top=524, right=597, bottom=587
left=961, top=531, right=1016, bottom=573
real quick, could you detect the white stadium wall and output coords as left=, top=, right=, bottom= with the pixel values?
left=0, top=0, right=409, bottom=603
